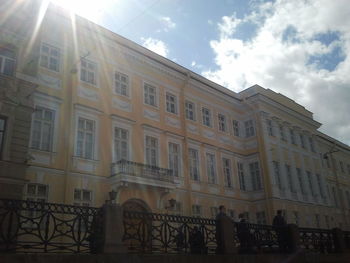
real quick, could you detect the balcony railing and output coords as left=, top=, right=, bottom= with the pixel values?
left=111, top=160, right=175, bottom=184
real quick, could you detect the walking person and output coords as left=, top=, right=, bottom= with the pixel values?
left=215, top=205, right=227, bottom=254
left=272, top=210, right=287, bottom=252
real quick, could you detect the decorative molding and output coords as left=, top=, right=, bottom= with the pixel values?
left=112, top=97, right=132, bottom=112
left=143, top=109, right=160, bottom=121
left=202, top=129, right=215, bottom=140
left=187, top=124, right=198, bottom=134
left=72, top=157, right=98, bottom=173
left=219, top=135, right=231, bottom=144
left=165, top=116, right=180, bottom=128
left=77, top=86, right=99, bottom=101
left=38, top=73, right=61, bottom=90
left=244, top=141, right=258, bottom=149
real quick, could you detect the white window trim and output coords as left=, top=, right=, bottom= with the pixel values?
left=143, top=127, right=162, bottom=166
left=39, top=41, right=62, bottom=73
left=78, top=56, right=99, bottom=88
left=30, top=93, right=62, bottom=153
left=205, top=149, right=217, bottom=184
left=143, top=81, right=159, bottom=108
left=111, top=116, right=134, bottom=162
left=185, top=100, right=197, bottom=122
left=74, top=106, right=100, bottom=160
left=218, top=113, right=228, bottom=133
left=112, top=69, right=131, bottom=98
left=167, top=137, right=182, bottom=177
left=188, top=142, right=202, bottom=182
left=221, top=153, right=233, bottom=188
left=73, top=188, right=94, bottom=207
left=201, top=106, right=213, bottom=128
left=164, top=90, right=179, bottom=115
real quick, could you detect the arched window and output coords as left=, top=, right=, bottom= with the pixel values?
left=0, top=46, right=16, bottom=76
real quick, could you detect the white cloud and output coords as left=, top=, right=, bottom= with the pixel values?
left=191, top=61, right=196, bottom=67
left=141, top=37, right=169, bottom=57
left=204, top=0, right=350, bottom=145
left=159, top=16, right=176, bottom=32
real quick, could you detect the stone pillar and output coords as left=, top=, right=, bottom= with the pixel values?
left=217, top=216, right=237, bottom=254
left=286, top=224, right=300, bottom=253
left=102, top=203, right=126, bottom=253
left=332, top=228, right=345, bottom=253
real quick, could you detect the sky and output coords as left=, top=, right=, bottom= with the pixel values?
left=52, top=0, right=350, bottom=145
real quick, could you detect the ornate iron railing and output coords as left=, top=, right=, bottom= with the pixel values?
left=123, top=210, right=217, bottom=254
left=344, top=231, right=350, bottom=249
left=111, top=160, right=174, bottom=183
left=299, top=227, right=334, bottom=253
left=248, top=223, right=279, bottom=250
left=0, top=199, right=100, bottom=253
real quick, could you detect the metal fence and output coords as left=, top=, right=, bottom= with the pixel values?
left=299, top=227, right=334, bottom=253
left=0, top=199, right=99, bottom=253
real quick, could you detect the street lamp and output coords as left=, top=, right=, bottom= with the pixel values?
left=165, top=198, right=176, bottom=210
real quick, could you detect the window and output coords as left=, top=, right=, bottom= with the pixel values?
left=222, top=158, right=232, bottom=188
left=237, top=162, right=246, bottom=191
left=206, top=153, right=216, bottom=184
left=273, top=161, right=282, bottom=190
left=26, top=183, right=48, bottom=202
left=166, top=92, right=177, bottom=114
left=30, top=107, right=55, bottom=151
left=325, top=215, right=330, bottom=229
left=114, top=71, right=129, bottom=96
left=0, top=47, right=16, bottom=76
left=315, top=214, right=320, bottom=228
left=293, top=211, right=299, bottom=225
left=249, top=161, right=262, bottom=191
left=25, top=183, right=49, bottom=229
left=76, top=118, right=95, bottom=159
left=299, top=134, right=306, bottom=149
left=218, top=114, right=227, bottom=132
left=202, top=107, right=211, bottom=127
left=189, top=148, right=200, bottom=181
left=285, top=164, right=296, bottom=193
left=245, top=120, right=255, bottom=137
left=40, top=43, right=60, bottom=72
left=0, top=117, right=6, bottom=158
left=279, top=125, right=286, bottom=141
left=256, top=211, right=266, bottom=224
left=316, top=174, right=325, bottom=198
left=266, top=119, right=274, bottom=136
left=289, top=129, right=296, bottom=145
left=74, top=189, right=92, bottom=206
left=114, top=127, right=129, bottom=161
left=185, top=101, right=196, bottom=121
left=309, top=137, right=315, bottom=152
left=168, top=142, right=180, bottom=177
left=232, top=120, right=240, bottom=137
left=326, top=156, right=331, bottom=168
left=306, top=171, right=315, bottom=196
left=144, top=83, right=157, bottom=106
left=192, top=205, right=202, bottom=217
left=210, top=207, right=219, bottom=218
left=145, top=136, right=158, bottom=166
left=80, top=58, right=96, bottom=85
left=296, top=168, right=306, bottom=195
left=332, top=187, right=338, bottom=207
left=228, top=209, right=235, bottom=220
left=339, top=161, right=345, bottom=173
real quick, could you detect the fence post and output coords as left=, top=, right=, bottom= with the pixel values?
left=101, top=202, right=126, bottom=253
left=332, top=228, right=345, bottom=253
left=217, top=216, right=237, bottom=254
left=286, top=224, right=300, bottom=253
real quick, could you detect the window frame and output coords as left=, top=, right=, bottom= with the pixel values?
left=80, top=58, right=97, bottom=86
left=73, top=188, right=93, bottom=207
left=0, top=46, right=16, bottom=76
left=218, top=113, right=227, bottom=132
left=206, top=152, right=217, bottom=184
left=145, top=135, right=159, bottom=166
left=165, top=91, right=178, bottom=114
left=185, top=100, right=196, bottom=121
left=114, top=71, right=129, bottom=97
left=222, top=157, right=233, bottom=188
left=232, top=120, right=240, bottom=137
left=249, top=161, right=262, bottom=191
left=244, top=120, right=255, bottom=138
left=202, top=107, right=212, bottom=127
left=143, top=82, right=158, bottom=107
left=168, top=141, right=181, bottom=177
left=188, top=147, right=200, bottom=181
left=114, top=127, right=129, bottom=162
left=39, top=42, right=61, bottom=72
left=74, top=113, right=98, bottom=160
left=237, top=161, right=246, bottom=191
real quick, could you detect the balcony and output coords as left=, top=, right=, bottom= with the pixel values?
left=110, top=160, right=176, bottom=189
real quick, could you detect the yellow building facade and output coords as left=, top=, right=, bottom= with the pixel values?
left=1, top=1, right=349, bottom=229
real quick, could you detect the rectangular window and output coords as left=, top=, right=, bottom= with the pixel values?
left=256, top=211, right=266, bottom=225
left=232, top=120, right=240, bottom=137
left=299, top=134, right=306, bottom=149
left=25, top=183, right=49, bottom=229
left=218, top=114, right=227, bottom=132
left=326, top=156, right=331, bottom=168
left=26, top=183, right=48, bottom=202
left=316, top=174, right=325, bottom=197
left=80, top=58, right=96, bottom=85
left=309, top=137, right=315, bottom=152
left=293, top=211, right=299, bottom=225
left=237, top=162, right=246, bottom=191
left=114, top=71, right=129, bottom=96
left=273, top=161, right=282, bottom=190
left=168, top=142, right=180, bottom=177
left=206, top=153, right=216, bottom=184
left=289, top=129, right=296, bottom=145
left=144, top=83, right=157, bottom=106
left=306, top=171, right=315, bottom=196
left=189, top=148, right=200, bottom=181
left=339, top=161, right=345, bottom=173
left=315, top=214, right=320, bottom=228
left=192, top=205, right=202, bottom=217
left=285, top=164, right=296, bottom=193
left=202, top=107, right=211, bottom=127
left=114, top=127, right=129, bottom=161
left=185, top=101, right=196, bottom=121
left=74, top=189, right=92, bottom=206
left=250, top=161, right=262, bottom=191
left=0, top=117, right=6, bottom=159
left=166, top=92, right=177, bottom=114
left=266, top=119, right=274, bottom=136
left=279, top=125, right=286, bottom=141
left=210, top=207, right=219, bottom=218
left=296, top=168, right=306, bottom=195
left=76, top=118, right=95, bottom=159
left=325, top=215, right=330, bottom=229
left=145, top=136, right=158, bottom=166
left=0, top=47, right=16, bottom=76
left=40, top=43, right=60, bottom=72
left=31, top=107, right=55, bottom=151
left=223, top=158, right=232, bottom=188
left=245, top=120, right=255, bottom=137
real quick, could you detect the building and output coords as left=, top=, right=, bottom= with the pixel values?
left=0, top=0, right=349, bottom=229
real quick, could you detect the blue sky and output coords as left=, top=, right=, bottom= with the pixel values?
left=53, top=0, right=350, bottom=145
